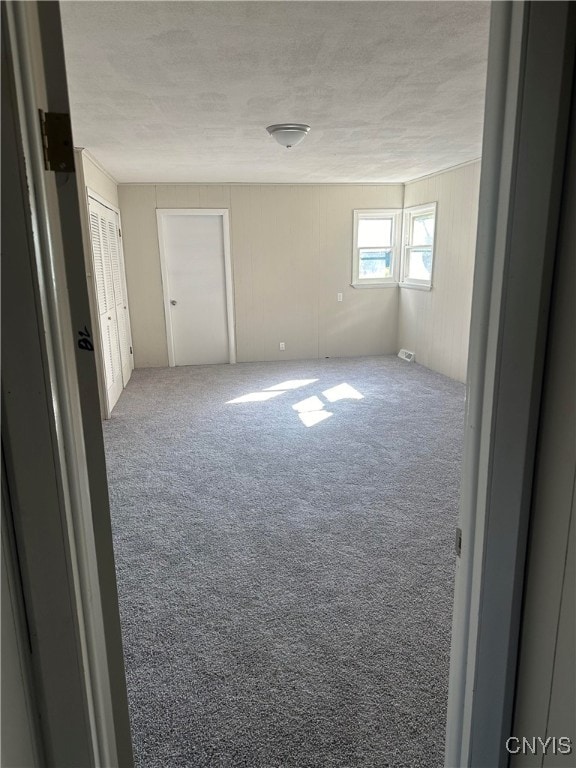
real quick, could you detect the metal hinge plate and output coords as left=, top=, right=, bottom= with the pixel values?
left=455, top=527, right=462, bottom=557
left=38, top=110, right=75, bottom=172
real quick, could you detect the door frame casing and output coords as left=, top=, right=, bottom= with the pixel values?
left=2, top=2, right=133, bottom=765
left=445, top=2, right=576, bottom=766
left=156, top=208, right=236, bottom=366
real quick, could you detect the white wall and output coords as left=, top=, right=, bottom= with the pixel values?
left=117, top=168, right=481, bottom=376
left=118, top=184, right=404, bottom=367
left=398, top=162, right=481, bottom=382
left=80, top=150, right=119, bottom=207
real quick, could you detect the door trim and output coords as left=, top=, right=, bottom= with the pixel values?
left=445, top=2, right=576, bottom=765
left=156, top=208, right=236, bottom=366
left=3, top=2, right=132, bottom=764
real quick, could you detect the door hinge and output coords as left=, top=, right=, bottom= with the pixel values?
left=455, top=527, right=462, bottom=557
left=38, top=110, right=75, bottom=172
left=118, top=228, right=122, bottom=238
left=130, top=346, right=133, bottom=354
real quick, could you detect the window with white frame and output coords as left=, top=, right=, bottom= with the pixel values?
left=352, top=209, right=401, bottom=287
left=401, top=203, right=437, bottom=289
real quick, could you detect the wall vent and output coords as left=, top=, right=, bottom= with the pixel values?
left=398, top=349, right=415, bottom=363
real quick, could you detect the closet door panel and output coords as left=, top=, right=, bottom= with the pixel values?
left=88, top=198, right=123, bottom=412
left=106, top=217, right=132, bottom=385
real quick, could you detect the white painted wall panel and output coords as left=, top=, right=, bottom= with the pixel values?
left=118, top=185, right=169, bottom=367
left=155, top=185, right=231, bottom=210
left=119, top=183, right=403, bottom=366
left=399, top=162, right=481, bottom=382
left=319, top=185, right=402, bottom=358
left=81, top=152, right=119, bottom=208
left=233, top=185, right=320, bottom=361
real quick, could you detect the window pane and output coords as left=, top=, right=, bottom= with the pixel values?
left=406, top=248, right=432, bottom=281
left=359, top=248, right=392, bottom=279
left=358, top=218, right=392, bottom=247
left=412, top=214, right=435, bottom=246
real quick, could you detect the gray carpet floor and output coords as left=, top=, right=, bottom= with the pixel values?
left=103, top=356, right=465, bottom=768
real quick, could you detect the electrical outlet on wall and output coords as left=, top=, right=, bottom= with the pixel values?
left=279, top=342, right=286, bottom=351
left=337, top=292, right=343, bottom=302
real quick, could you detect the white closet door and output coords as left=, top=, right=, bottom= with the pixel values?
left=106, top=216, right=132, bottom=386
left=90, top=206, right=121, bottom=411
left=88, top=197, right=131, bottom=413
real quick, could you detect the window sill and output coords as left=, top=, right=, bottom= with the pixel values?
left=400, top=282, right=432, bottom=292
left=351, top=282, right=398, bottom=289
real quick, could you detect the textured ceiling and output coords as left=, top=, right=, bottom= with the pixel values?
left=60, top=1, right=490, bottom=183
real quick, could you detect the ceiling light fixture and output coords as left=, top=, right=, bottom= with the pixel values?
left=266, top=123, right=310, bottom=149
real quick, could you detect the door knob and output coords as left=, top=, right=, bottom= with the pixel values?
left=170, top=300, right=177, bottom=306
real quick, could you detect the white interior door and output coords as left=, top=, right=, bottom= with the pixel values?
left=158, top=211, right=232, bottom=366
left=106, top=215, right=132, bottom=386
left=88, top=196, right=133, bottom=412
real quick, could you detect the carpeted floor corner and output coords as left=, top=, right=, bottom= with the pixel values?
left=103, top=356, right=465, bottom=768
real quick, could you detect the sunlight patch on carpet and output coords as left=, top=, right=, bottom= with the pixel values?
left=264, top=379, right=318, bottom=391
left=227, top=390, right=285, bottom=403
left=322, top=383, right=364, bottom=402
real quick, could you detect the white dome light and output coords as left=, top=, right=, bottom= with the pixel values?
left=266, top=123, right=311, bottom=149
